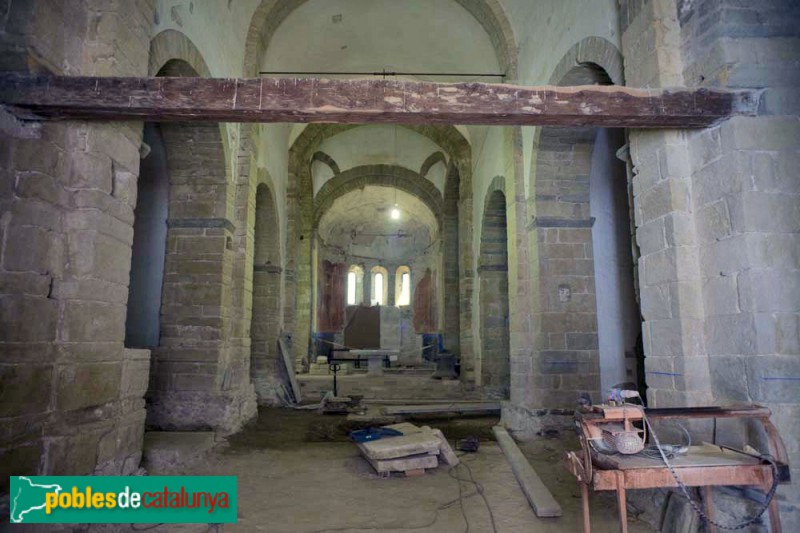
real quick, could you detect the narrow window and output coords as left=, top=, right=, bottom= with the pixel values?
left=395, top=266, right=411, bottom=306
left=347, top=271, right=357, bottom=305
left=373, top=272, right=385, bottom=305
left=346, top=265, right=364, bottom=305
left=370, top=265, right=388, bottom=306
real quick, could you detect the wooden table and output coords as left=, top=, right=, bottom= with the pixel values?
left=565, top=405, right=790, bottom=533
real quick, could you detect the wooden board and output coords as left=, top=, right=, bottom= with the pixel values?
left=493, top=426, right=562, bottom=518
left=0, top=74, right=758, bottom=128
left=382, top=402, right=501, bottom=416
left=599, top=445, right=762, bottom=471
left=591, top=465, right=775, bottom=491
left=344, top=305, right=380, bottom=349
left=277, top=336, right=301, bottom=404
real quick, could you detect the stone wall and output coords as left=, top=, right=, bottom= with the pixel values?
left=0, top=0, right=155, bottom=487
left=620, top=0, right=800, bottom=526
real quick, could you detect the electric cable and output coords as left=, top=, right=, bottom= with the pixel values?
left=641, top=413, right=779, bottom=530
left=311, top=448, right=500, bottom=533
left=608, top=391, right=780, bottom=529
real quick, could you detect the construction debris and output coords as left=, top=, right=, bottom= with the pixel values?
left=354, top=422, right=460, bottom=477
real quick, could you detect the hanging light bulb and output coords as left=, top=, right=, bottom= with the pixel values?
left=391, top=204, right=400, bottom=220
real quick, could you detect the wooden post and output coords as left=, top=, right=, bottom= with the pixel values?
left=615, top=471, right=628, bottom=533
left=581, top=482, right=592, bottom=533
left=703, top=486, right=716, bottom=533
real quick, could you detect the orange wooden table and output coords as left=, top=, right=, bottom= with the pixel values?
left=565, top=405, right=790, bottom=533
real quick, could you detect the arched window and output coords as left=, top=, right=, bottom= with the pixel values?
left=395, top=266, right=411, bottom=307
left=370, top=266, right=389, bottom=306
left=346, top=265, right=364, bottom=305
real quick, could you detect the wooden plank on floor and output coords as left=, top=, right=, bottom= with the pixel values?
left=0, top=74, right=759, bottom=128
left=277, top=336, right=302, bottom=404
left=382, top=402, right=501, bottom=416
left=492, top=426, right=562, bottom=518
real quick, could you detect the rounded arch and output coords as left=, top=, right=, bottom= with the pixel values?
left=528, top=38, right=639, bottom=406
left=242, top=0, right=518, bottom=78
left=547, top=36, right=624, bottom=86
left=149, top=29, right=212, bottom=77
left=148, top=32, right=231, bottom=186
left=292, top=124, right=470, bottom=168
left=310, top=151, right=340, bottom=176
left=529, top=38, right=622, bottom=197
left=420, top=152, right=448, bottom=179
left=482, top=175, right=506, bottom=212
left=253, top=182, right=281, bottom=267
left=313, top=165, right=443, bottom=228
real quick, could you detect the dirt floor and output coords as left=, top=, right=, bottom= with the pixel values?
left=173, top=407, right=653, bottom=532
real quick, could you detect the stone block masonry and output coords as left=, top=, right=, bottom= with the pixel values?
left=0, top=0, right=155, bottom=487
left=619, top=0, right=800, bottom=527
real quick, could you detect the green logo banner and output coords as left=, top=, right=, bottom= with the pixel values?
left=9, top=476, right=237, bottom=524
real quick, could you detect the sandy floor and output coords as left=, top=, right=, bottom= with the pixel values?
left=176, top=408, right=652, bottom=532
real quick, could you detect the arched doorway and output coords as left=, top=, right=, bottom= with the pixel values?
left=531, top=52, right=642, bottom=405
left=479, top=187, right=510, bottom=398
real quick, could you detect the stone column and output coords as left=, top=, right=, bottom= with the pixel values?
left=148, top=121, right=255, bottom=433
left=0, top=0, right=154, bottom=483
left=621, top=0, right=712, bottom=408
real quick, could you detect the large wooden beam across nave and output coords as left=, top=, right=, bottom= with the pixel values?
left=0, top=73, right=758, bottom=128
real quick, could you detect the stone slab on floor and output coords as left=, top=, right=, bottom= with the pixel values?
left=358, top=432, right=441, bottom=460
left=142, top=431, right=218, bottom=474
left=431, top=428, right=460, bottom=466
left=384, top=422, right=426, bottom=434
left=363, top=451, right=439, bottom=473
left=382, top=422, right=460, bottom=466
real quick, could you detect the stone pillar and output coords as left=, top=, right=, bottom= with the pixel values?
left=0, top=0, right=154, bottom=484
left=148, top=121, right=255, bottom=433
left=620, top=0, right=800, bottom=526
left=621, top=0, right=712, bottom=408
left=506, top=128, right=538, bottom=407
left=529, top=126, right=602, bottom=407
left=677, top=0, right=800, bottom=522
left=292, top=165, right=314, bottom=369
left=457, top=161, right=476, bottom=382
left=442, top=164, right=461, bottom=353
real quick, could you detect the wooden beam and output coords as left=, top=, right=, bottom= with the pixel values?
left=0, top=74, right=758, bottom=128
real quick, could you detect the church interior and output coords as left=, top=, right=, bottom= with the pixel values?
left=1, top=0, right=798, bottom=531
